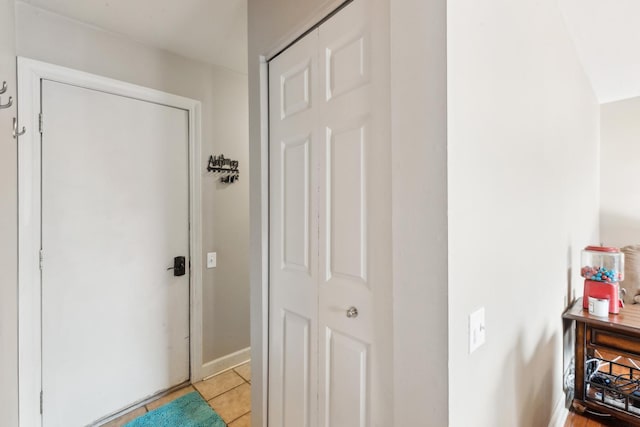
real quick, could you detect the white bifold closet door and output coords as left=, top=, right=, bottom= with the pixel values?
left=268, top=0, right=392, bottom=426
left=41, top=79, right=190, bottom=426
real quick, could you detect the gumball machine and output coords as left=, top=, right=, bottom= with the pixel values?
left=581, top=246, right=625, bottom=314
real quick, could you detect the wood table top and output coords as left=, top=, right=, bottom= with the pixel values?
left=564, top=297, right=640, bottom=335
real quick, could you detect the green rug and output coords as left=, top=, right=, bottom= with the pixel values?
left=124, top=392, right=226, bottom=427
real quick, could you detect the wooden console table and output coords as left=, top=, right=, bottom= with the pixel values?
left=564, top=298, right=640, bottom=424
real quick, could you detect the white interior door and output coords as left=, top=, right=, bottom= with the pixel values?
left=269, top=0, right=392, bottom=425
left=41, top=80, right=190, bottom=426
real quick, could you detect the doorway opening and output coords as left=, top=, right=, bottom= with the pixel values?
left=17, top=57, right=203, bottom=426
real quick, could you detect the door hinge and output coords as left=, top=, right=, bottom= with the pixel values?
left=39, top=249, right=43, bottom=270
left=39, top=113, right=43, bottom=134
left=40, top=390, right=43, bottom=414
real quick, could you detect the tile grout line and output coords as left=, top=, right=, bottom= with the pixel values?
left=232, top=369, right=251, bottom=384
left=195, top=377, right=246, bottom=401
left=201, top=374, right=250, bottom=426
left=226, top=409, right=251, bottom=425
left=205, top=381, right=248, bottom=403
left=228, top=367, right=251, bottom=425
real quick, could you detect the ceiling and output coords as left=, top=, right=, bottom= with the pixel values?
left=18, top=0, right=248, bottom=74
left=21, top=1, right=636, bottom=99
left=559, top=0, right=640, bottom=104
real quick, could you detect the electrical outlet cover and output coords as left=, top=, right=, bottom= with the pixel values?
left=469, top=307, right=486, bottom=354
left=207, top=252, right=217, bottom=269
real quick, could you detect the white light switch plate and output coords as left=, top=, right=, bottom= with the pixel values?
left=207, top=252, right=217, bottom=269
left=469, top=307, right=486, bottom=354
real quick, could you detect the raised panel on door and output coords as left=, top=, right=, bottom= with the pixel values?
left=318, top=0, right=392, bottom=425
left=281, top=310, right=312, bottom=427
left=325, top=31, right=370, bottom=102
left=326, top=122, right=368, bottom=283
left=282, top=136, right=311, bottom=272
left=269, top=28, right=320, bottom=427
left=324, top=329, right=369, bottom=427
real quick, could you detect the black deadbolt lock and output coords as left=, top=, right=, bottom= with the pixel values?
left=167, top=256, right=186, bottom=276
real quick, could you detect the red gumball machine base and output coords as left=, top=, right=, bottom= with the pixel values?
left=582, top=279, right=623, bottom=314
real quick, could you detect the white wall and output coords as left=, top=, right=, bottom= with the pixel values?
left=203, top=66, right=250, bottom=362
left=15, top=1, right=250, bottom=368
left=447, top=0, right=600, bottom=426
left=0, top=0, right=18, bottom=424
left=600, top=96, right=640, bottom=247
left=390, top=1, right=449, bottom=426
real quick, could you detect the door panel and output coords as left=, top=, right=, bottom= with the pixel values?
left=281, top=310, right=312, bottom=427
left=318, top=0, right=392, bottom=426
left=41, top=80, right=190, bottom=426
left=281, top=61, right=312, bottom=119
left=325, top=329, right=368, bottom=427
left=282, top=136, right=311, bottom=271
left=269, top=29, right=319, bottom=427
left=326, top=123, right=368, bottom=283
left=325, top=33, right=370, bottom=101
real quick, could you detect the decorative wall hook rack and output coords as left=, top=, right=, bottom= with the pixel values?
left=13, top=118, right=26, bottom=138
left=0, top=81, right=7, bottom=94
left=207, top=154, right=240, bottom=183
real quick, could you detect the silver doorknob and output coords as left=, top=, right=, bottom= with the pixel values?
left=346, top=306, right=359, bottom=318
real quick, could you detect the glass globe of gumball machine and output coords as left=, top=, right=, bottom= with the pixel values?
left=581, top=246, right=625, bottom=315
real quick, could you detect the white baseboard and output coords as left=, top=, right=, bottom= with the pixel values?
left=548, top=396, right=569, bottom=427
left=201, top=347, right=251, bottom=379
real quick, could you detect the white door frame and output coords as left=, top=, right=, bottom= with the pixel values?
left=17, top=57, right=203, bottom=427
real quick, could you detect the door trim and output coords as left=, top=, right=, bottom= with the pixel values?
left=17, top=57, right=203, bottom=427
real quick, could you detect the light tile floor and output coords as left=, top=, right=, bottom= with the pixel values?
left=103, top=361, right=252, bottom=427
